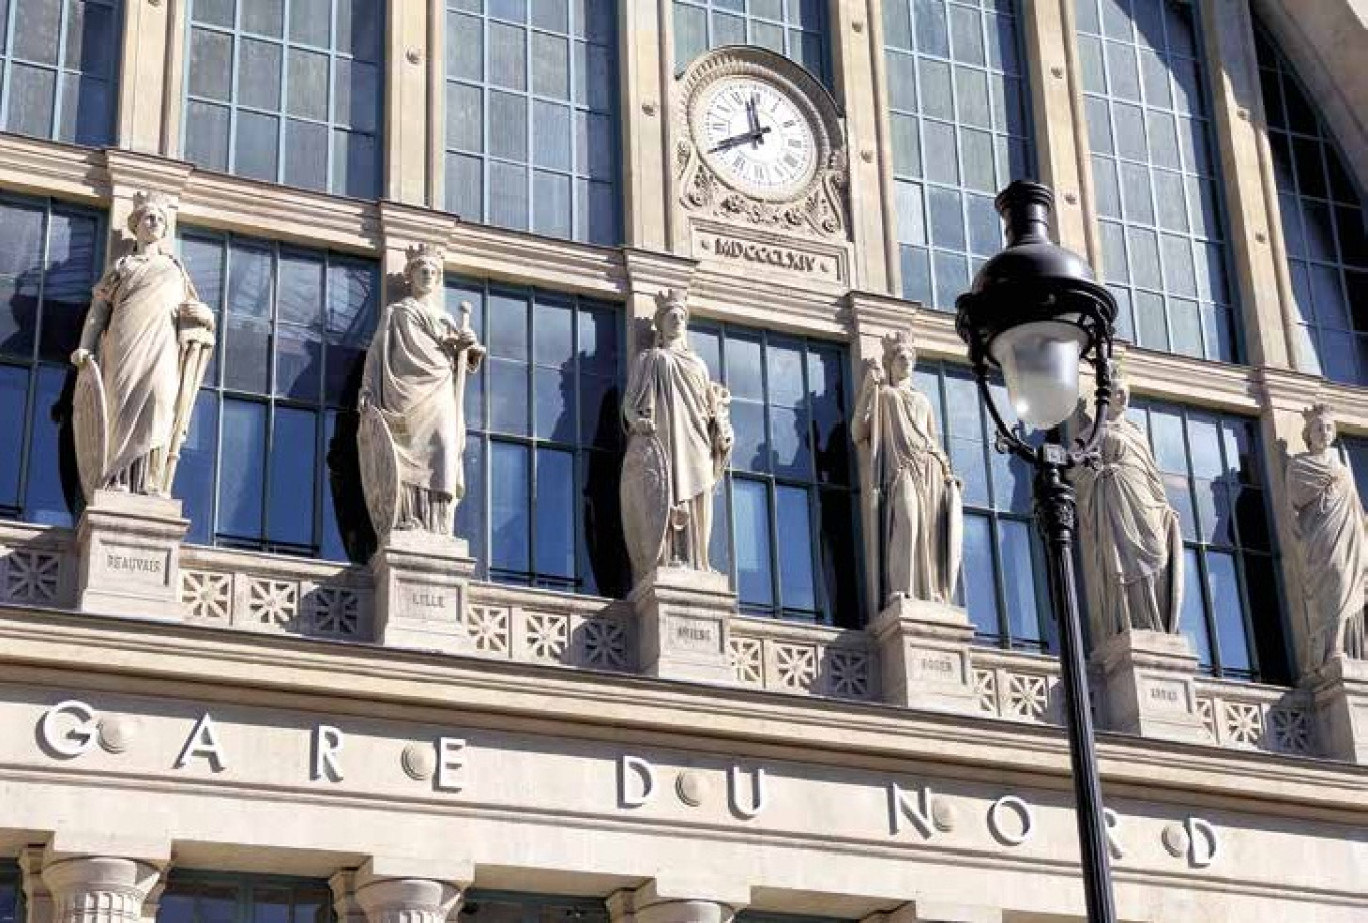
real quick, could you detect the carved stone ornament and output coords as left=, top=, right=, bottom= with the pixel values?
left=1073, top=375, right=1184, bottom=640
left=620, top=288, right=734, bottom=582
left=358, top=244, right=486, bottom=543
left=1285, top=403, right=1366, bottom=668
left=72, top=190, right=216, bottom=500
left=674, top=46, right=849, bottom=241
left=853, top=331, right=963, bottom=608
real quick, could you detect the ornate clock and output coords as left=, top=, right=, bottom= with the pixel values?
left=673, top=46, right=850, bottom=275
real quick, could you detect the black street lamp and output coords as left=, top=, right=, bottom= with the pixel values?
left=954, top=181, right=1119, bottom=923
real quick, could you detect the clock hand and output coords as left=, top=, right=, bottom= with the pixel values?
left=746, top=94, right=762, bottom=142
left=708, top=125, right=771, bottom=154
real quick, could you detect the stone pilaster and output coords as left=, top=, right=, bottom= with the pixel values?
left=76, top=491, right=189, bottom=621
left=115, top=0, right=174, bottom=154
left=871, top=598, right=978, bottom=714
left=832, top=0, right=891, bottom=293
left=40, top=857, right=161, bottom=923
left=1309, top=655, right=1368, bottom=764
left=385, top=0, right=437, bottom=206
left=630, top=567, right=738, bottom=686
left=371, top=531, right=478, bottom=655
left=19, top=847, right=54, bottom=923
left=1091, top=630, right=1208, bottom=744
left=1024, top=0, right=1094, bottom=263
left=1199, top=0, right=1293, bottom=369
left=619, top=0, right=670, bottom=250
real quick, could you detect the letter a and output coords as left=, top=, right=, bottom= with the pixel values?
left=176, top=713, right=227, bottom=771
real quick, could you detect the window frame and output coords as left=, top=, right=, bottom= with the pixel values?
left=179, top=0, right=385, bottom=198
left=672, top=0, right=833, bottom=85
left=0, top=0, right=123, bottom=146
left=158, top=870, right=334, bottom=923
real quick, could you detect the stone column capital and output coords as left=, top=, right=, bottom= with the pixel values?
left=610, top=877, right=748, bottom=923
left=40, top=856, right=162, bottom=923
left=353, top=877, right=463, bottom=923
left=863, top=901, right=1003, bottom=923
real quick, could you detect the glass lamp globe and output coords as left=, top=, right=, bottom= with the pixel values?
left=988, top=320, right=1086, bottom=429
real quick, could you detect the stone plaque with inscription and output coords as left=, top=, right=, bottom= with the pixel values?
left=870, top=597, right=978, bottom=714
left=76, top=489, right=189, bottom=620
left=629, top=567, right=737, bottom=685
left=371, top=530, right=476, bottom=654
left=1092, top=629, right=1208, bottom=743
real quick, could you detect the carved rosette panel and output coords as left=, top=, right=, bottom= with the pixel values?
left=674, top=47, right=849, bottom=242
left=726, top=626, right=875, bottom=701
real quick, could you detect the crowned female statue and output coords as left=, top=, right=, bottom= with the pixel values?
left=620, top=288, right=733, bottom=581
left=70, top=190, right=215, bottom=500
left=1285, top=404, right=1366, bottom=668
left=1074, top=376, right=1184, bottom=639
left=358, top=244, right=485, bottom=540
left=853, top=331, right=962, bottom=608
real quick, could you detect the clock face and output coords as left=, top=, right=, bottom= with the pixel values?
left=696, top=76, right=817, bottom=198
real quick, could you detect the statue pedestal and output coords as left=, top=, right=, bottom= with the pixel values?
left=629, top=567, right=737, bottom=685
left=76, top=490, right=189, bottom=620
left=1309, top=655, right=1368, bottom=764
left=371, top=531, right=476, bottom=655
left=1091, top=630, right=1208, bottom=743
left=870, top=597, right=978, bottom=714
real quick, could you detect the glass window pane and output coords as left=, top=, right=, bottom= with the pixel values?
left=534, top=448, right=575, bottom=581
left=962, top=512, right=1000, bottom=636
left=775, top=485, right=816, bottom=614
left=219, top=399, right=268, bottom=539
left=267, top=407, right=318, bottom=546
left=733, top=478, right=774, bottom=609
left=490, top=440, right=530, bottom=574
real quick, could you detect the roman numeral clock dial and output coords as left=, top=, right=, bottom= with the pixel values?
left=696, top=76, right=817, bottom=199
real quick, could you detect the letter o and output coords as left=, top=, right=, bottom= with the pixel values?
left=987, top=795, right=1035, bottom=847
left=39, top=700, right=99, bottom=758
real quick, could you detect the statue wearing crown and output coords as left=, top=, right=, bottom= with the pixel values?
left=1285, top=403, right=1365, bottom=667
left=854, top=331, right=962, bottom=608
left=620, top=288, right=733, bottom=581
left=70, top=190, right=215, bottom=499
left=358, top=244, right=485, bottom=541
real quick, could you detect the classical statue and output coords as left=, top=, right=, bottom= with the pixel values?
left=1285, top=403, right=1366, bottom=668
left=620, top=288, right=733, bottom=581
left=1074, top=376, right=1184, bottom=639
left=853, top=331, right=962, bottom=607
left=358, top=244, right=485, bottom=541
left=70, top=190, right=215, bottom=500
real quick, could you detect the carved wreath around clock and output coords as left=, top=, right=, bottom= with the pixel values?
left=675, top=47, right=850, bottom=241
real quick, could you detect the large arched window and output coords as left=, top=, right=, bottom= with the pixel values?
left=0, top=191, right=104, bottom=528
left=182, top=0, right=384, bottom=198
left=884, top=0, right=1033, bottom=309
left=444, top=0, right=621, bottom=245
left=0, top=0, right=121, bottom=146
left=674, top=0, right=830, bottom=83
left=1254, top=22, right=1367, bottom=385
left=1075, top=0, right=1238, bottom=361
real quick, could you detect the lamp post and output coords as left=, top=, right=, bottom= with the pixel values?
left=954, top=181, right=1118, bottom=923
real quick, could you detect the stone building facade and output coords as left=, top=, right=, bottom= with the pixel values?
left=0, top=2, right=1365, bottom=922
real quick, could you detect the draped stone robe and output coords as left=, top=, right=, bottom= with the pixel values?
left=92, top=252, right=195, bottom=488
left=621, top=340, right=727, bottom=577
left=854, top=379, right=961, bottom=606
left=1286, top=449, right=1366, bottom=666
left=1075, top=417, right=1184, bottom=638
left=362, top=297, right=481, bottom=531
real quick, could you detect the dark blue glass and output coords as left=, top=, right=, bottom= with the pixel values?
left=962, top=512, right=1000, bottom=637
left=490, top=440, right=530, bottom=575
left=23, top=366, right=71, bottom=526
left=534, top=448, right=576, bottom=582
left=39, top=210, right=99, bottom=361
left=775, top=485, right=816, bottom=614
left=489, top=358, right=530, bottom=435
left=176, top=391, right=220, bottom=545
left=218, top=399, right=267, bottom=540
left=533, top=365, right=574, bottom=442
left=1179, top=547, right=1213, bottom=669
left=999, top=519, right=1043, bottom=646
left=729, top=399, right=768, bottom=474
left=267, top=406, right=318, bottom=547
left=455, top=436, right=487, bottom=566
left=724, top=333, right=764, bottom=402
left=0, top=200, right=45, bottom=360
left=0, top=366, right=26, bottom=509
left=1207, top=551, right=1252, bottom=676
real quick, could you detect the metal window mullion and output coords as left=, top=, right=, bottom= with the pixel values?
left=798, top=341, right=827, bottom=621
left=49, top=0, right=74, bottom=140
left=325, top=0, right=340, bottom=194
left=274, top=19, right=290, bottom=187
left=258, top=244, right=282, bottom=546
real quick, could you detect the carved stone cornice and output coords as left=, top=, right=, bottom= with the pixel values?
left=0, top=134, right=104, bottom=203
left=377, top=200, right=460, bottom=251
left=447, top=222, right=625, bottom=298
left=621, top=247, right=698, bottom=296
left=846, top=290, right=918, bottom=339
left=1255, top=366, right=1327, bottom=415
left=102, top=150, right=193, bottom=202
left=179, top=170, right=381, bottom=253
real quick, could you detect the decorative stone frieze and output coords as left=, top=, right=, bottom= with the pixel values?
left=41, top=856, right=161, bottom=923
